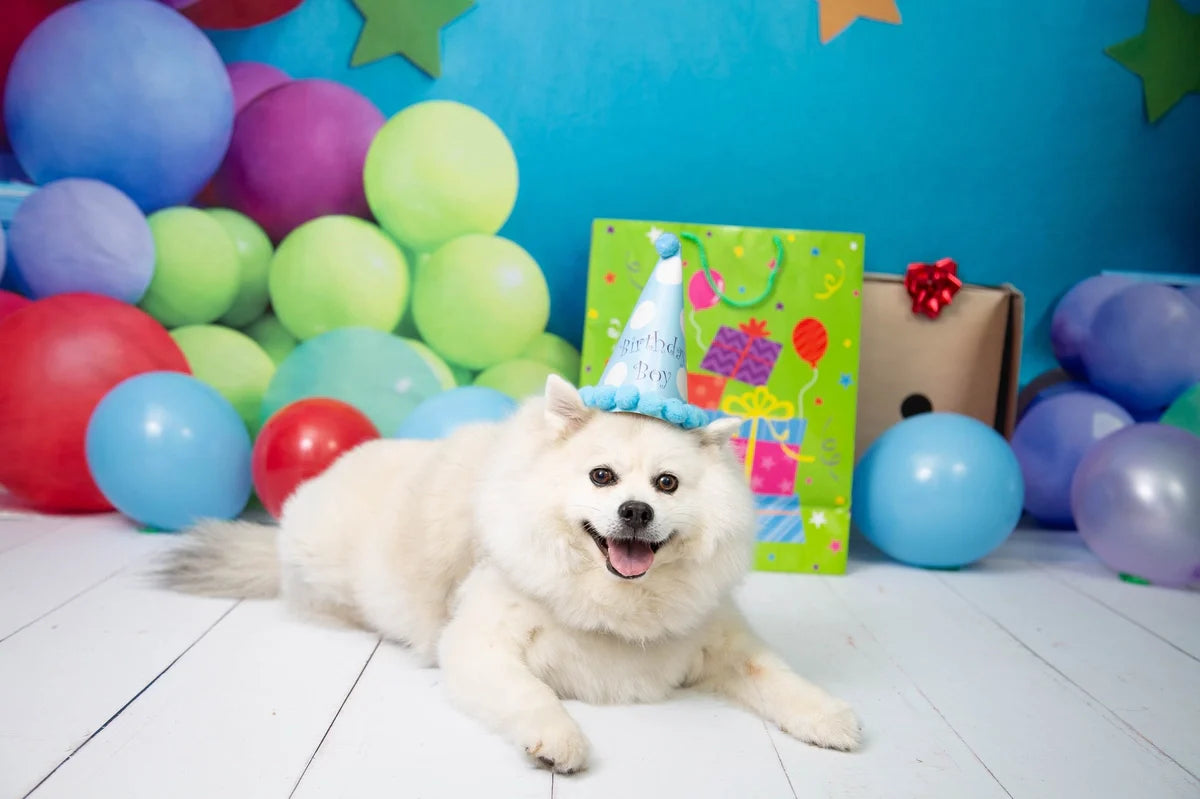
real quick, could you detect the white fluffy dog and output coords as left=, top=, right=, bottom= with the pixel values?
left=162, top=375, right=861, bottom=772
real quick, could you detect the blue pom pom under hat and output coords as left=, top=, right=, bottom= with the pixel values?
left=579, top=231, right=709, bottom=430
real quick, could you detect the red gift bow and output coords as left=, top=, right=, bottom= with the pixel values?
left=905, top=258, right=963, bottom=319
left=738, top=318, right=770, bottom=338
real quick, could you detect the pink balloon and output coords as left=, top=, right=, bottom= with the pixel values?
left=688, top=269, right=724, bottom=311
left=227, top=61, right=290, bottom=113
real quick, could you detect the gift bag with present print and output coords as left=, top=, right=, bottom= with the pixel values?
left=580, top=220, right=864, bottom=574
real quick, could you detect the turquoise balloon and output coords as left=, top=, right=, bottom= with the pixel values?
left=262, top=328, right=446, bottom=433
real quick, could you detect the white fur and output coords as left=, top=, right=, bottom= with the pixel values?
left=160, top=375, right=861, bottom=772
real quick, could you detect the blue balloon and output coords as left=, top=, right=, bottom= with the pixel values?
left=394, top=387, right=518, bottom=439
left=10, top=179, right=155, bottom=302
left=86, top=371, right=252, bottom=531
left=1050, top=275, right=1137, bottom=377
left=852, top=413, right=1024, bottom=568
left=3, top=0, right=233, bottom=212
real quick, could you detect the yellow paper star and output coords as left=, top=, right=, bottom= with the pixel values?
left=817, top=0, right=902, bottom=44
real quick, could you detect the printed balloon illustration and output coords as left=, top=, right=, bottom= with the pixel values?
left=791, top=317, right=828, bottom=367
left=687, top=269, right=725, bottom=311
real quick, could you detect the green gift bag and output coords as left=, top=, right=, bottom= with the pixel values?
left=580, top=220, right=865, bottom=574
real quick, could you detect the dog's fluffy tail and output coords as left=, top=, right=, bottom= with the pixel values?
left=158, top=519, right=281, bottom=598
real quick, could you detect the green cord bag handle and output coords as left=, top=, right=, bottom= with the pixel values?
left=679, top=232, right=785, bottom=309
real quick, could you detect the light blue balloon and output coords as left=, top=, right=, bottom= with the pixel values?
left=262, top=327, right=446, bottom=433
left=393, top=386, right=518, bottom=440
left=86, top=371, right=252, bottom=531
left=852, top=413, right=1024, bottom=569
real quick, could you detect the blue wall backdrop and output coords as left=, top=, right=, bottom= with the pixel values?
left=210, top=0, right=1200, bottom=381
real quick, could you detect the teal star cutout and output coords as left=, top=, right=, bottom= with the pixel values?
left=1106, top=0, right=1200, bottom=123
left=350, top=0, right=475, bottom=77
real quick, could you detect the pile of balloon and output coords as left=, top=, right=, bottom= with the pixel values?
left=0, top=0, right=579, bottom=530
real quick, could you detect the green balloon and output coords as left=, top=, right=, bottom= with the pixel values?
left=449, top=363, right=475, bottom=386
left=208, top=209, right=273, bottom=328
left=1161, top=383, right=1200, bottom=436
left=413, top=235, right=549, bottom=370
left=170, top=325, right=276, bottom=433
left=474, top=359, right=564, bottom=400
left=269, top=216, right=410, bottom=341
left=403, top=338, right=457, bottom=390
left=364, top=101, right=518, bottom=253
left=242, top=312, right=298, bottom=365
left=521, top=332, right=581, bottom=383
left=140, top=207, right=240, bottom=327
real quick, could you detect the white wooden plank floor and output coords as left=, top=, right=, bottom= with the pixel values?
left=1, top=514, right=1197, bottom=799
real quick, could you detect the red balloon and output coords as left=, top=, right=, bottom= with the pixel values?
left=183, top=0, right=303, bottom=30
left=0, top=294, right=190, bottom=511
left=0, top=0, right=72, bottom=149
left=0, top=290, right=32, bottom=323
left=791, top=317, right=829, bottom=368
left=252, top=398, right=379, bottom=518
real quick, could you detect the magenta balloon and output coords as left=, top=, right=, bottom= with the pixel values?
left=1070, top=423, right=1200, bottom=587
left=687, top=268, right=724, bottom=311
left=212, top=79, right=384, bottom=241
left=226, top=62, right=290, bottom=114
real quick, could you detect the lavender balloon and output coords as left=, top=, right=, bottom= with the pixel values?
left=9, top=178, right=155, bottom=303
left=1013, top=392, right=1133, bottom=527
left=1082, top=284, right=1200, bottom=412
left=1051, top=275, right=1136, bottom=377
left=1183, top=285, right=1200, bottom=308
left=1071, top=424, right=1200, bottom=587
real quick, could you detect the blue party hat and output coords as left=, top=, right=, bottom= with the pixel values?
left=580, top=231, right=708, bottom=429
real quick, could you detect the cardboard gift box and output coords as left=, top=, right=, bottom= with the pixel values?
left=855, top=270, right=1024, bottom=460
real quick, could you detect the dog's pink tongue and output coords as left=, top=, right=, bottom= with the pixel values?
left=608, top=538, right=654, bottom=577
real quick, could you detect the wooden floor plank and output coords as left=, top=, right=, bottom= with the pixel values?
left=0, top=515, right=67, bottom=554
left=738, top=573, right=1012, bottom=799
left=0, top=516, right=167, bottom=640
left=938, top=555, right=1200, bottom=779
left=0, top=566, right=235, bottom=798
left=292, top=644, right=552, bottom=799
left=29, top=601, right=379, bottom=799
left=826, top=560, right=1200, bottom=798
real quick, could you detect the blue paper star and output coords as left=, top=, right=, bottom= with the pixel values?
left=839, top=373, right=854, bottom=388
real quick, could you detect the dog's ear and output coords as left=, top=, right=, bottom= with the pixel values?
left=697, top=416, right=742, bottom=449
left=544, top=374, right=591, bottom=437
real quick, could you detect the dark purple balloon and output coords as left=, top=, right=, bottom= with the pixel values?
left=1083, top=284, right=1200, bottom=412
left=1012, top=392, right=1133, bottom=527
left=8, top=178, right=154, bottom=303
left=1051, top=275, right=1137, bottom=377
left=1071, top=424, right=1200, bottom=587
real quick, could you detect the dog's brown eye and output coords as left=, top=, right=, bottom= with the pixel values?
left=655, top=473, right=679, bottom=493
left=590, top=468, right=616, bottom=486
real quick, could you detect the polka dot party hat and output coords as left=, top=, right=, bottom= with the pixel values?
left=579, top=231, right=709, bottom=429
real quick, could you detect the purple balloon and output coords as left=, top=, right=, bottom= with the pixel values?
left=1051, top=275, right=1138, bottom=377
left=9, top=178, right=154, bottom=303
left=1083, top=284, right=1200, bottom=412
left=1071, top=424, right=1200, bottom=587
left=226, top=62, right=291, bottom=114
left=0, top=221, right=6, bottom=282
left=1183, top=285, right=1200, bottom=308
left=1012, top=392, right=1133, bottom=527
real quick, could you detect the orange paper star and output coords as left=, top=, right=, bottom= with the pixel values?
left=817, top=0, right=902, bottom=44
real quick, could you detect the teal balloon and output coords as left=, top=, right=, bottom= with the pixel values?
left=262, top=327, right=446, bottom=432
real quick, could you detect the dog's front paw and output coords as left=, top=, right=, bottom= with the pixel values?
left=781, top=698, right=862, bottom=752
left=524, top=715, right=590, bottom=774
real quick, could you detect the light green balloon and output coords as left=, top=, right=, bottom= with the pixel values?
left=209, top=208, right=273, bottom=328
left=474, top=359, right=564, bottom=400
left=242, top=312, right=298, bottom=365
left=521, top=332, right=581, bottom=383
left=403, top=338, right=457, bottom=390
left=1161, top=383, right=1200, bottom=437
left=140, top=207, right=240, bottom=327
left=269, top=216, right=410, bottom=341
left=170, top=324, right=277, bottom=434
left=364, top=101, right=518, bottom=253
left=413, top=235, right=549, bottom=371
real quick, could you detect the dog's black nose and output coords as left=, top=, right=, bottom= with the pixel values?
left=618, top=500, right=654, bottom=529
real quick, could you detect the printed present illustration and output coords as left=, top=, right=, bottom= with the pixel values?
left=581, top=218, right=865, bottom=575
left=699, top=318, right=782, bottom=386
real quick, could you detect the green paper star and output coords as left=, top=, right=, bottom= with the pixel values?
left=350, top=0, right=475, bottom=77
left=1105, top=0, right=1200, bottom=123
